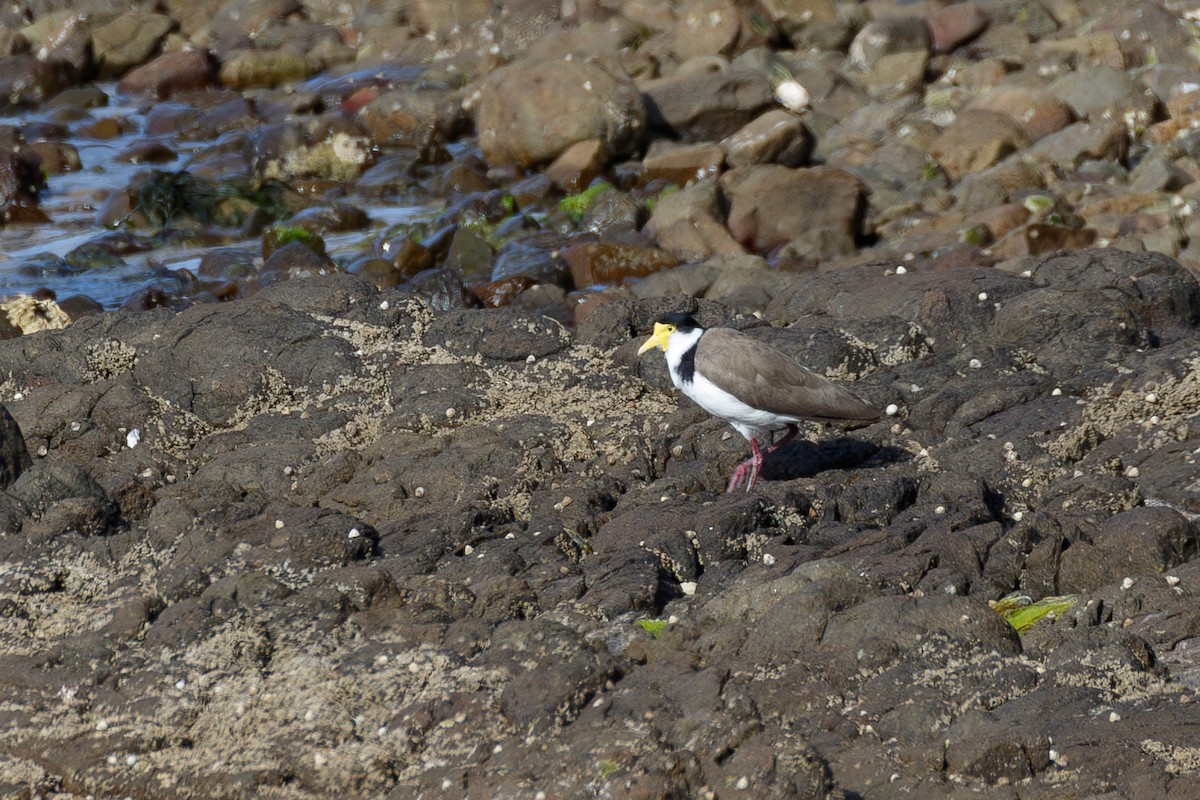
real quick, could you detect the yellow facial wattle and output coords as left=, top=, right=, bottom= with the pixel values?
left=637, top=322, right=674, bottom=355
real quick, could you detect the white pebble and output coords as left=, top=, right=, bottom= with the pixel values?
left=735, top=776, right=750, bottom=790
left=526, top=354, right=536, bottom=364
left=1167, top=575, right=1181, bottom=586
left=1051, top=388, right=1062, bottom=396
left=12, top=391, right=22, bottom=400
left=1012, top=511, right=1024, bottom=522
left=348, top=528, right=361, bottom=539
left=1125, top=466, right=1140, bottom=478
left=977, top=292, right=988, bottom=301
left=680, top=581, right=697, bottom=596
left=885, top=403, right=899, bottom=416
left=762, top=553, right=776, bottom=566
left=275, top=519, right=284, bottom=529
left=414, top=486, right=425, bottom=498
left=1121, top=577, right=1134, bottom=590
left=895, top=265, right=908, bottom=274
left=1109, top=711, right=1121, bottom=723
left=774, top=79, right=810, bottom=112
left=1145, top=392, right=1158, bottom=403
left=174, top=679, right=187, bottom=690
left=445, top=407, right=456, bottom=418
left=125, top=428, right=141, bottom=449
left=379, top=300, right=389, bottom=310
left=934, top=505, right=946, bottom=515
left=1148, top=416, right=1159, bottom=425
left=968, top=358, right=982, bottom=369
left=96, top=719, right=109, bottom=731
left=464, top=545, right=474, bottom=555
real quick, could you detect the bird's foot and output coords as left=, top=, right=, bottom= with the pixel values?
left=726, top=440, right=765, bottom=492
left=726, top=459, right=755, bottom=492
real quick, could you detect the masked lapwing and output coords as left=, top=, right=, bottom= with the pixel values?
left=638, top=313, right=879, bottom=491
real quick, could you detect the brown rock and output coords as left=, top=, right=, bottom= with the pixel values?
left=411, top=0, right=492, bottom=38
left=546, top=138, right=606, bottom=194
left=1026, top=119, right=1127, bottom=171
left=929, top=109, right=1029, bottom=181
left=475, top=59, right=644, bottom=168
left=118, top=50, right=214, bottom=98
left=721, top=165, right=865, bottom=258
left=642, top=65, right=775, bottom=141
left=91, top=13, right=173, bottom=78
left=926, top=3, right=989, bottom=52
left=666, top=0, right=742, bottom=61
left=968, top=85, right=1073, bottom=141
left=642, top=140, right=724, bottom=186
left=561, top=242, right=677, bottom=288
left=644, top=180, right=745, bottom=262
left=722, top=109, right=812, bottom=168
left=0, top=56, right=69, bottom=108
left=849, top=17, right=931, bottom=69
left=357, top=86, right=464, bottom=150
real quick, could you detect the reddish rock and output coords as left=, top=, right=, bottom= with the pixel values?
left=118, top=50, right=213, bottom=98
left=926, top=3, right=989, bottom=53
left=357, top=86, right=464, bottom=150
left=561, top=242, right=677, bottom=288
left=720, top=165, right=866, bottom=258
left=471, top=276, right=534, bottom=308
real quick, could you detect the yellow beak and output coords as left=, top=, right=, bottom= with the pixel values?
left=637, top=322, right=673, bottom=355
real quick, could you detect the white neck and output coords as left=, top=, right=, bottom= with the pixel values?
left=664, top=327, right=703, bottom=387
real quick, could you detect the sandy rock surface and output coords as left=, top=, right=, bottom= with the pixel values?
left=2, top=0, right=1200, bottom=797
left=1, top=245, right=1199, bottom=798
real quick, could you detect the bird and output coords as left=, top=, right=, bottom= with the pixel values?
left=638, top=312, right=879, bottom=492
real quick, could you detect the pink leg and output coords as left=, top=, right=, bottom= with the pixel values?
left=727, top=437, right=765, bottom=493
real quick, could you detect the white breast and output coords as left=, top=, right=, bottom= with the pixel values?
left=678, top=370, right=799, bottom=441
left=663, top=329, right=797, bottom=441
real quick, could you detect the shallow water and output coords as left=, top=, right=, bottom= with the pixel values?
left=0, top=83, right=433, bottom=309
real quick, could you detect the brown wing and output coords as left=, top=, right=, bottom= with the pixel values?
left=696, top=328, right=879, bottom=421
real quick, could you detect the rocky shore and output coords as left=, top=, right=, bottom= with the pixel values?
left=2, top=0, right=1200, bottom=799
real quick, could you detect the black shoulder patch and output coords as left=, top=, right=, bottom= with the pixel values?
left=678, top=340, right=697, bottom=383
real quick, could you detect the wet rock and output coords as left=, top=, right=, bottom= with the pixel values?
left=641, top=140, right=724, bottom=186
left=474, top=58, right=644, bottom=168
left=91, top=13, right=173, bottom=78
left=218, top=49, right=314, bottom=90
left=117, top=49, right=214, bottom=98
left=561, top=242, right=677, bottom=288
left=246, top=116, right=373, bottom=180
left=0, top=56, right=69, bottom=109
left=357, top=85, right=465, bottom=150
